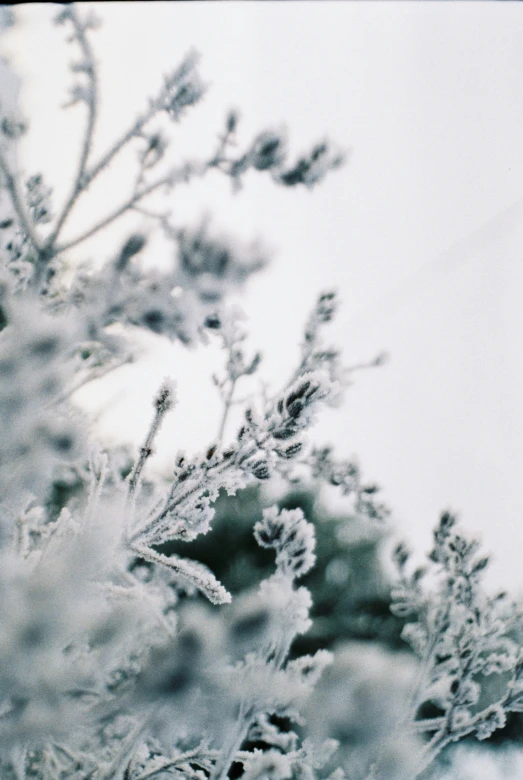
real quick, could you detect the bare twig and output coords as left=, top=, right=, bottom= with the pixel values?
left=55, top=162, right=206, bottom=254
left=216, top=377, right=237, bottom=447
left=127, top=379, right=175, bottom=501
left=83, top=98, right=165, bottom=192
left=46, top=6, right=99, bottom=248
left=81, top=51, right=202, bottom=194
left=53, top=353, right=135, bottom=407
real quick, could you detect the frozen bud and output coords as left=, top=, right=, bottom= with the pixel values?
left=254, top=508, right=284, bottom=548
left=286, top=380, right=311, bottom=409
left=272, top=423, right=298, bottom=441
left=471, top=556, right=489, bottom=575
left=250, top=131, right=286, bottom=171
left=373, top=351, right=388, bottom=367
left=141, top=309, right=166, bottom=334
left=393, top=543, right=410, bottom=569
left=254, top=506, right=316, bottom=579
left=245, top=351, right=262, bottom=375
left=1, top=115, right=28, bottom=139
left=169, top=81, right=204, bottom=117
left=164, top=54, right=206, bottom=121
left=25, top=173, right=53, bottom=225
left=226, top=110, right=239, bottom=133
left=439, top=510, right=457, bottom=530
left=279, top=140, right=344, bottom=189
left=143, top=132, right=167, bottom=162
left=204, top=314, right=221, bottom=330
left=476, top=705, right=507, bottom=740
left=390, top=587, right=417, bottom=618
left=316, top=291, right=337, bottom=322
left=276, top=441, right=303, bottom=460
left=116, top=234, right=146, bottom=270
left=154, top=378, right=176, bottom=414
left=276, top=374, right=328, bottom=428
left=288, top=376, right=324, bottom=406
left=252, top=460, right=271, bottom=481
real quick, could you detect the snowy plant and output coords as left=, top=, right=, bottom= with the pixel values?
left=0, top=6, right=521, bottom=780
left=0, top=5, right=382, bottom=779
left=389, top=512, right=523, bottom=778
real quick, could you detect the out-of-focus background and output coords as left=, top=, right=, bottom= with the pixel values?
left=2, top=1, right=523, bottom=600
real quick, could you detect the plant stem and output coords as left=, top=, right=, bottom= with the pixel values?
left=55, top=162, right=205, bottom=254
left=217, top=378, right=237, bottom=446
left=46, top=6, right=99, bottom=249
left=0, top=152, right=43, bottom=254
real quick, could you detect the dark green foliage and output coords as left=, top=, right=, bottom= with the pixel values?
left=44, top=466, right=85, bottom=522
left=161, top=485, right=405, bottom=653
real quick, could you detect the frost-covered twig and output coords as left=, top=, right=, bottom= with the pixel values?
left=46, top=6, right=99, bottom=248
left=390, top=512, right=523, bottom=779
left=127, top=379, right=176, bottom=500
left=0, top=152, right=43, bottom=254
left=0, top=8, right=439, bottom=780
left=131, top=543, right=232, bottom=605
left=133, top=747, right=219, bottom=780
left=83, top=50, right=204, bottom=192
left=55, top=162, right=206, bottom=255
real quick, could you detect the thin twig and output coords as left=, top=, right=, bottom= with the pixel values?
left=135, top=748, right=219, bottom=780
left=413, top=730, right=452, bottom=779
left=83, top=97, right=165, bottom=191
left=49, top=63, right=174, bottom=247
left=0, top=151, right=43, bottom=253
left=46, top=14, right=98, bottom=253
left=216, top=377, right=237, bottom=447
left=127, top=385, right=174, bottom=501
left=53, top=353, right=135, bottom=407
left=46, top=7, right=99, bottom=248
left=97, top=710, right=159, bottom=780
left=212, top=704, right=254, bottom=780
left=130, top=436, right=260, bottom=544
left=55, top=162, right=206, bottom=254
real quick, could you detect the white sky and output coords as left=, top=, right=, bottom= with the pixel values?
left=3, top=2, right=523, bottom=592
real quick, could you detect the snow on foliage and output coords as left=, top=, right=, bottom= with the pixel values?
left=0, top=5, right=520, bottom=780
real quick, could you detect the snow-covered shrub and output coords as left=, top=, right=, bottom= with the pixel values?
left=390, top=512, right=523, bottom=778
left=0, top=6, right=521, bottom=780
left=0, top=6, right=382, bottom=778
left=163, top=486, right=403, bottom=654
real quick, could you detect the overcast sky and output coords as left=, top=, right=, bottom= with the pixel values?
left=4, top=1, right=523, bottom=592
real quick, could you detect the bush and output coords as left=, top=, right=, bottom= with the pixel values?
left=0, top=6, right=522, bottom=779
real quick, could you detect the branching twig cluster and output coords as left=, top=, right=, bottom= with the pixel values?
left=0, top=7, right=518, bottom=780
left=388, top=512, right=523, bottom=778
